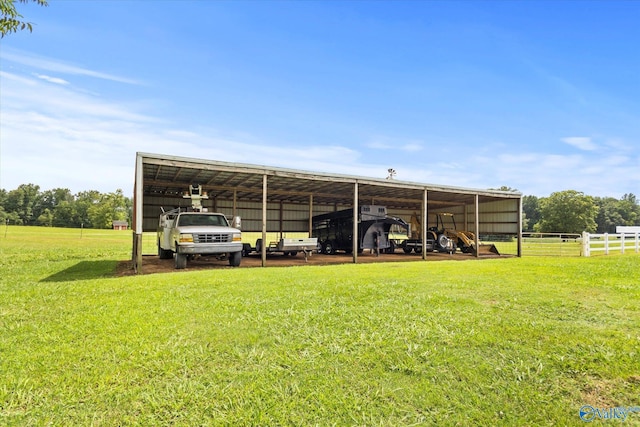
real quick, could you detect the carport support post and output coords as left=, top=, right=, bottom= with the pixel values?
left=133, top=153, right=144, bottom=274
left=422, top=189, right=428, bottom=260
left=308, top=194, right=313, bottom=236
left=474, top=194, right=480, bottom=258
left=261, top=174, right=267, bottom=267
left=517, top=196, right=523, bottom=257
left=352, top=182, right=358, bottom=264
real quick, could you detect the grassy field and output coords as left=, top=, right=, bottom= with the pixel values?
left=1, top=226, right=639, bottom=426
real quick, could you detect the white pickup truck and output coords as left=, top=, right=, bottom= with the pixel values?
left=157, top=209, right=243, bottom=269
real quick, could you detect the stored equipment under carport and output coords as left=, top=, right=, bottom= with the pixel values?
left=436, top=213, right=500, bottom=255
left=312, top=205, right=408, bottom=255
left=157, top=185, right=243, bottom=269
left=242, top=237, right=318, bottom=261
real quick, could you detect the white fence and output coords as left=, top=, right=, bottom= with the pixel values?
left=519, top=233, right=582, bottom=256
left=582, top=232, right=640, bottom=257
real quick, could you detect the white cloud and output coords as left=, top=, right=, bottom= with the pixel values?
left=366, top=137, right=423, bottom=152
left=367, top=142, right=390, bottom=150
left=34, top=73, right=70, bottom=85
left=1, top=53, right=638, bottom=199
left=562, top=136, right=598, bottom=151
left=1, top=48, right=141, bottom=85
left=402, top=143, right=423, bottom=152
left=0, top=67, right=368, bottom=193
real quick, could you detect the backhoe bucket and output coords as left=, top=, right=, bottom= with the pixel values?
left=475, top=243, right=500, bottom=255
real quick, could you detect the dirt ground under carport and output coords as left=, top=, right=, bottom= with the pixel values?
left=117, top=250, right=507, bottom=276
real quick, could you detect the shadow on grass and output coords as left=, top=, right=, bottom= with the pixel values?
left=41, top=260, right=119, bottom=282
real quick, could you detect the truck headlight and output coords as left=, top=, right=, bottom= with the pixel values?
left=179, top=233, right=194, bottom=243
left=232, top=233, right=242, bottom=242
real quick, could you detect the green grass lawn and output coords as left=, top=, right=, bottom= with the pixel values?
left=1, top=227, right=639, bottom=425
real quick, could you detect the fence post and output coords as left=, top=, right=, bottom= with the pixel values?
left=621, top=233, right=625, bottom=254
left=636, top=233, right=639, bottom=253
left=582, top=231, right=590, bottom=257
left=604, top=233, right=609, bottom=255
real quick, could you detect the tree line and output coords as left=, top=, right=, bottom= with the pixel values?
left=522, top=190, right=639, bottom=234
left=1, top=184, right=639, bottom=233
left=0, top=184, right=131, bottom=229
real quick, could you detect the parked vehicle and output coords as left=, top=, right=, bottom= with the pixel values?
left=242, top=237, right=318, bottom=261
left=401, top=212, right=452, bottom=254
left=435, top=213, right=500, bottom=255
left=312, top=205, right=408, bottom=255
left=157, top=185, right=243, bottom=269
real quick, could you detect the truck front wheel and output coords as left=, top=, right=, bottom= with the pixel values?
left=158, top=240, right=173, bottom=259
left=229, top=251, right=242, bottom=267
left=175, top=252, right=187, bottom=269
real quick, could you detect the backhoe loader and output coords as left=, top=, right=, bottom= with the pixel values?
left=436, top=213, right=500, bottom=255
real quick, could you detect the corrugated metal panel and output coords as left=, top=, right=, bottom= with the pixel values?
left=480, top=223, right=519, bottom=234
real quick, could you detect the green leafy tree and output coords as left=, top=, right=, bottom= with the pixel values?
left=0, top=189, right=7, bottom=224
left=522, top=195, right=541, bottom=232
left=74, top=190, right=100, bottom=228
left=36, top=208, right=53, bottom=226
left=52, top=200, right=76, bottom=227
left=619, top=193, right=640, bottom=226
left=5, top=183, right=41, bottom=225
left=0, top=0, right=48, bottom=37
left=595, top=197, right=623, bottom=233
left=87, top=189, right=129, bottom=229
left=535, top=190, right=598, bottom=234
left=124, top=194, right=133, bottom=226
left=595, top=193, right=640, bottom=233
left=40, top=188, right=73, bottom=210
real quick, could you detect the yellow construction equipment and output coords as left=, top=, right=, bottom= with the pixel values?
left=402, top=212, right=453, bottom=253
left=437, top=213, right=500, bottom=255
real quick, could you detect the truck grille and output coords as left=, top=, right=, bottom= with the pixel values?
left=193, top=233, right=232, bottom=243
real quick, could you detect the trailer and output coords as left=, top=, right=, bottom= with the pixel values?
left=312, top=205, right=409, bottom=255
left=243, top=237, right=318, bottom=261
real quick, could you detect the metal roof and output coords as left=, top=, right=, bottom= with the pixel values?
left=138, top=152, right=521, bottom=211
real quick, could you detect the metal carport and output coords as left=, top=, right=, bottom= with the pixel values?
left=133, top=152, right=522, bottom=272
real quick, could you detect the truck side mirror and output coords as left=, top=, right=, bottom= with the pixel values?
left=232, top=216, right=241, bottom=230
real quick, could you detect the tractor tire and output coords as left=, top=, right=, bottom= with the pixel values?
left=438, top=234, right=450, bottom=251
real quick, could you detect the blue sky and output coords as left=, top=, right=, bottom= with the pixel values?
left=1, top=0, right=638, bottom=197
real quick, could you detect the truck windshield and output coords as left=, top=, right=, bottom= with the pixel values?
left=178, top=214, right=228, bottom=227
